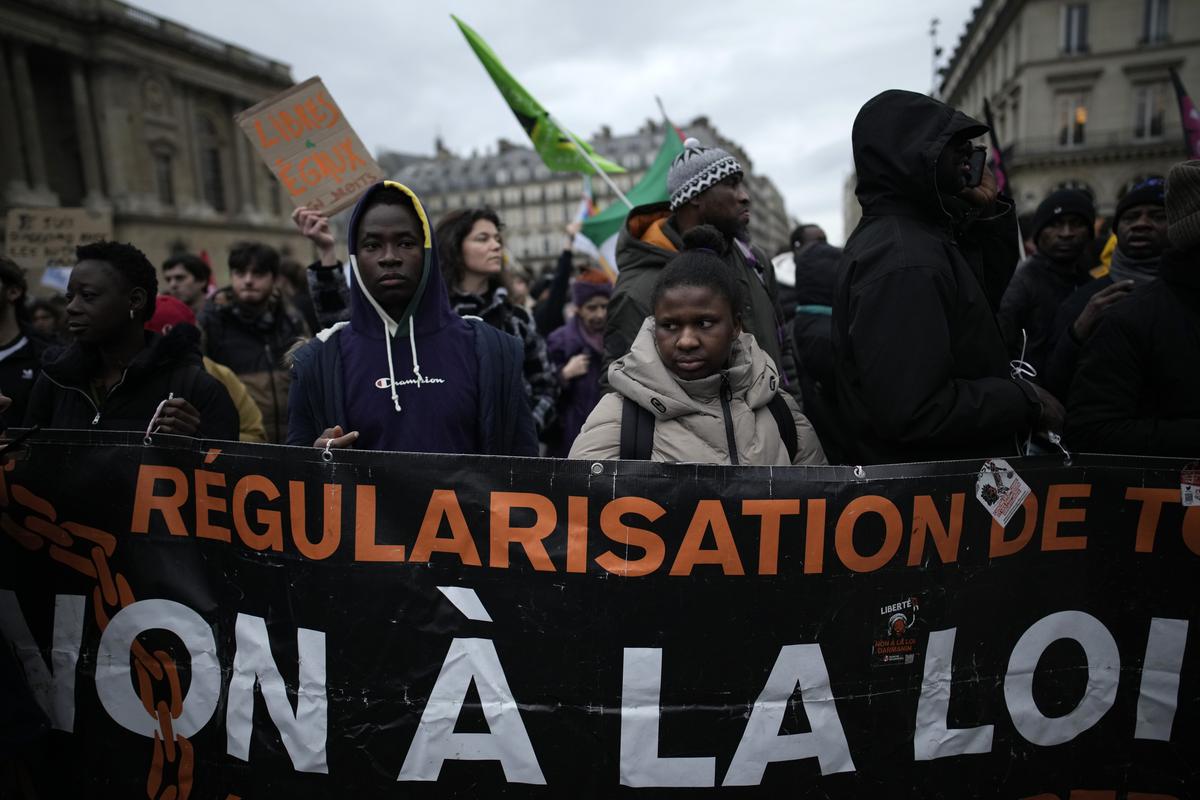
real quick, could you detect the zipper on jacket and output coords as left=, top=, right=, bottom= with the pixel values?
left=43, top=367, right=130, bottom=427
left=719, top=374, right=740, bottom=466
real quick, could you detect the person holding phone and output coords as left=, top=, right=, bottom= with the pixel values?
left=833, top=89, right=1062, bottom=465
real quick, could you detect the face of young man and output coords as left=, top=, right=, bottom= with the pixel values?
left=1035, top=214, right=1091, bottom=265
left=355, top=201, right=424, bottom=317
left=231, top=263, right=276, bottom=308
left=162, top=265, right=206, bottom=306
left=693, top=173, right=751, bottom=239
left=935, top=137, right=976, bottom=196
left=577, top=295, right=609, bottom=335
left=1116, top=204, right=1168, bottom=259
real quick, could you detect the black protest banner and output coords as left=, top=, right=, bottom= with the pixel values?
left=1, top=430, right=1197, bottom=799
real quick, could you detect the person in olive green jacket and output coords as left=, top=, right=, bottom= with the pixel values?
left=603, top=138, right=802, bottom=403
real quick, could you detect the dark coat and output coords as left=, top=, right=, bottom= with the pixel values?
left=25, top=326, right=238, bottom=440
left=199, top=288, right=309, bottom=443
left=1065, top=250, right=1200, bottom=456
left=449, top=285, right=559, bottom=435
left=545, top=317, right=604, bottom=458
left=996, top=253, right=1094, bottom=377
left=603, top=203, right=802, bottom=401
left=0, top=331, right=47, bottom=426
left=791, top=241, right=841, bottom=387
left=1042, top=275, right=1114, bottom=401
left=833, top=89, right=1038, bottom=465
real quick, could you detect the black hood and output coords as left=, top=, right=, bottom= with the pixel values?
left=852, top=89, right=988, bottom=221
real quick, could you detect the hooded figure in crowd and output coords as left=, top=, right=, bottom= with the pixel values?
left=996, top=189, right=1097, bottom=375
left=833, top=89, right=1062, bottom=465
left=1065, top=161, right=1200, bottom=456
left=604, top=138, right=802, bottom=402
left=544, top=270, right=612, bottom=457
left=26, top=241, right=237, bottom=440
left=288, top=181, right=537, bottom=455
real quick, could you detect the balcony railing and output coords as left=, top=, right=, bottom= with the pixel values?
left=1007, top=129, right=1183, bottom=163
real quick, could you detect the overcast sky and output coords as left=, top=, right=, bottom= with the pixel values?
left=137, top=0, right=976, bottom=245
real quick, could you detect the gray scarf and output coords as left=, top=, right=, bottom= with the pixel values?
left=1108, top=247, right=1161, bottom=285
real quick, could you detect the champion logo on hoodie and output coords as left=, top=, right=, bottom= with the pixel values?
left=375, top=375, right=445, bottom=389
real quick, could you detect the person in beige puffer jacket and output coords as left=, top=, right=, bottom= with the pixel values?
left=570, top=226, right=827, bottom=466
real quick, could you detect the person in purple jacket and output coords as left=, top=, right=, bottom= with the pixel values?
left=544, top=271, right=612, bottom=457
left=287, top=181, right=536, bottom=455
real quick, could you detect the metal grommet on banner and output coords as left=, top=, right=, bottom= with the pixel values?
left=1047, top=431, right=1072, bottom=466
left=853, top=465, right=865, bottom=480
left=321, top=439, right=334, bottom=463
left=590, top=462, right=604, bottom=476
left=143, top=435, right=153, bottom=447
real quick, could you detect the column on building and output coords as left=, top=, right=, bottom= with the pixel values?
left=8, top=42, right=56, bottom=205
left=0, top=40, right=29, bottom=200
left=69, top=59, right=108, bottom=209
left=181, top=87, right=209, bottom=214
left=227, top=96, right=258, bottom=219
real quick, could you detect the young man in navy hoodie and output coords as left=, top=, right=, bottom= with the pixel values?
left=287, top=181, right=537, bottom=455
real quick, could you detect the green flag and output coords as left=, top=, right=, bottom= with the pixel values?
left=582, top=129, right=684, bottom=246
left=576, top=129, right=685, bottom=275
left=453, top=15, right=624, bottom=174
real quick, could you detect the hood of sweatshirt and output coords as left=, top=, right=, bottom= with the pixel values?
left=343, top=180, right=468, bottom=412
left=852, top=89, right=989, bottom=222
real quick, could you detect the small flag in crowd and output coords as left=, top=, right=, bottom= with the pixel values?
left=452, top=16, right=624, bottom=175
left=1169, top=68, right=1200, bottom=160
left=982, top=99, right=1008, bottom=196
left=575, top=127, right=686, bottom=278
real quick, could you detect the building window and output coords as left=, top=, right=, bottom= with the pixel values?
left=201, top=148, right=226, bottom=211
left=1053, top=179, right=1094, bottom=201
left=1061, top=3, right=1089, bottom=54
left=1143, top=0, right=1169, bottom=44
left=154, top=151, right=174, bottom=207
left=1133, top=84, right=1167, bottom=140
left=1056, top=92, right=1088, bottom=147
left=196, top=115, right=226, bottom=212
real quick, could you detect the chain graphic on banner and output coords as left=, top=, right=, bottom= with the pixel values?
left=0, top=464, right=195, bottom=800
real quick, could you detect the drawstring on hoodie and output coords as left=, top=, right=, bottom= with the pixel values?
left=380, top=315, right=430, bottom=413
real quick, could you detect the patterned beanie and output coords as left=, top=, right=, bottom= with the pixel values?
left=668, top=138, right=743, bottom=211
left=1166, top=160, right=1200, bottom=251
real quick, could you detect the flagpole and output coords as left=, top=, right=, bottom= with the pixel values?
left=550, top=114, right=633, bottom=209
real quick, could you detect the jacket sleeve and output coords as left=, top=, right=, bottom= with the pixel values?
left=503, top=333, right=539, bottom=457
left=22, top=375, right=51, bottom=429
left=848, top=266, right=1037, bottom=447
left=533, top=248, right=574, bottom=336
left=995, top=265, right=1032, bottom=359
left=190, top=369, right=240, bottom=442
left=514, top=311, right=560, bottom=435
left=208, top=362, right=267, bottom=443
left=307, top=261, right=352, bottom=330
left=1065, top=315, right=1200, bottom=455
left=601, top=272, right=653, bottom=390
left=781, top=394, right=828, bottom=465
left=1043, top=323, right=1083, bottom=402
left=567, top=393, right=623, bottom=460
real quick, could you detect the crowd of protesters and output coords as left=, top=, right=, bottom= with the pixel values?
left=2, top=88, right=1197, bottom=464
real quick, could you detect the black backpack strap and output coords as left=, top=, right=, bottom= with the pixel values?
left=767, top=394, right=798, bottom=463
left=619, top=396, right=656, bottom=460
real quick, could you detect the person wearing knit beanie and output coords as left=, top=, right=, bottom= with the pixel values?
left=1066, top=159, right=1200, bottom=457
left=605, top=136, right=802, bottom=407
left=996, top=187, right=1096, bottom=376
left=570, top=269, right=612, bottom=308
left=1166, top=160, right=1200, bottom=251
left=666, top=138, right=748, bottom=238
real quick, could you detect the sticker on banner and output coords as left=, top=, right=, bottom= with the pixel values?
left=1182, top=462, right=1200, bottom=507
left=872, top=595, right=921, bottom=667
left=975, top=458, right=1031, bottom=527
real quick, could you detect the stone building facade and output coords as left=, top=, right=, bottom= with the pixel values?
left=0, top=0, right=304, bottom=284
left=939, top=0, right=1200, bottom=218
left=392, top=117, right=792, bottom=275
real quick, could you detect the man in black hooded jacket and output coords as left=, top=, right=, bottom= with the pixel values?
left=833, top=90, right=1063, bottom=465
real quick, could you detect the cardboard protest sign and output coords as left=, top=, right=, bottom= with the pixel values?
left=4, top=207, right=112, bottom=271
left=235, top=76, right=383, bottom=215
